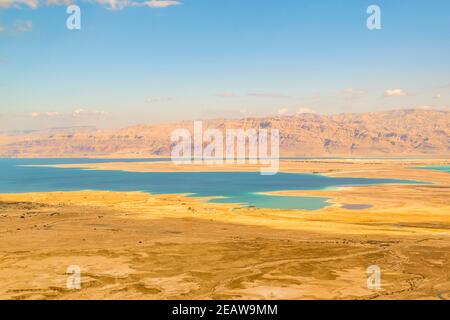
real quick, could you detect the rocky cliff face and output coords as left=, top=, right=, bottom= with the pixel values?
left=0, top=109, right=448, bottom=157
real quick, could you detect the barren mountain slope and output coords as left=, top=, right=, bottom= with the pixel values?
left=0, top=109, right=448, bottom=157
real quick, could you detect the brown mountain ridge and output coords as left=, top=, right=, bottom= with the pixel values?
left=0, top=109, right=448, bottom=158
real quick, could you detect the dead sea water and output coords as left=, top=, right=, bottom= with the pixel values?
left=0, top=158, right=421, bottom=210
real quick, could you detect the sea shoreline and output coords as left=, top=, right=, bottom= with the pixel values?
left=0, top=158, right=449, bottom=299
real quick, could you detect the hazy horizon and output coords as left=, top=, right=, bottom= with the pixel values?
left=0, top=107, right=448, bottom=134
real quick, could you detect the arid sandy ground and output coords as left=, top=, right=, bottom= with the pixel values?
left=1, top=159, right=449, bottom=300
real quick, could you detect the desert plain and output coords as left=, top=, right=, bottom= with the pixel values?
left=0, top=158, right=449, bottom=300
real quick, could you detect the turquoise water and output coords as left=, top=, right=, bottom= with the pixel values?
left=418, top=165, right=450, bottom=173
left=0, top=159, right=421, bottom=210
left=212, top=193, right=330, bottom=210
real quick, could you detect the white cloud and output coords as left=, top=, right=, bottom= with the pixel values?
left=216, top=92, right=236, bottom=98
left=239, top=108, right=249, bottom=115
left=146, top=96, right=172, bottom=103
left=0, top=0, right=38, bottom=9
left=384, top=89, right=408, bottom=97
left=0, top=0, right=181, bottom=10
left=133, top=0, right=180, bottom=8
left=433, top=93, right=441, bottom=100
left=416, top=105, right=433, bottom=110
left=72, top=108, right=109, bottom=117
left=338, top=88, right=366, bottom=100
left=30, top=111, right=61, bottom=118
left=45, top=0, right=72, bottom=5
left=94, top=0, right=129, bottom=10
left=0, top=20, right=33, bottom=35
left=248, top=92, right=289, bottom=98
left=278, top=108, right=289, bottom=115
left=29, top=109, right=108, bottom=118
left=296, top=107, right=316, bottom=114
left=13, top=20, right=33, bottom=33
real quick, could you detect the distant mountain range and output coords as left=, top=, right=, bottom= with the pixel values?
left=1, top=109, right=449, bottom=158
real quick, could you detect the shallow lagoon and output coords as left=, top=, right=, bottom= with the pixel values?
left=0, top=159, right=420, bottom=210
left=419, top=165, right=450, bottom=173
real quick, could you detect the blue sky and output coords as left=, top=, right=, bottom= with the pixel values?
left=0, top=0, right=449, bottom=130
